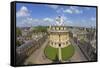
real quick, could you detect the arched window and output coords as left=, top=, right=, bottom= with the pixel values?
left=52, top=42, right=53, bottom=45
left=59, top=44, right=61, bottom=47
left=59, top=27, right=60, bottom=30
left=55, top=42, right=56, bottom=45
left=66, top=42, right=68, bottom=44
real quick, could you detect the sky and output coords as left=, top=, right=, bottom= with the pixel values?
left=16, top=3, right=97, bottom=28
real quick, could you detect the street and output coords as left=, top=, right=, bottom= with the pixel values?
left=24, top=39, right=52, bottom=65
left=69, top=39, right=87, bottom=62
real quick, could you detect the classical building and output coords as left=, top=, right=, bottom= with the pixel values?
left=48, top=16, right=72, bottom=48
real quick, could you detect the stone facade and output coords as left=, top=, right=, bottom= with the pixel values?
left=48, top=26, right=71, bottom=48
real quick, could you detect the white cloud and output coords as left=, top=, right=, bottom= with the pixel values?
left=62, top=16, right=73, bottom=26
left=63, top=6, right=82, bottom=14
left=91, top=17, right=96, bottom=21
left=17, top=17, right=56, bottom=27
left=47, top=5, right=59, bottom=9
left=63, top=9, right=73, bottom=14
left=16, top=6, right=30, bottom=17
left=43, top=17, right=54, bottom=22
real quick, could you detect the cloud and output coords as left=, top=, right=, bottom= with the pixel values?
left=47, top=5, right=59, bottom=9
left=17, top=17, right=55, bottom=27
left=17, top=17, right=33, bottom=27
left=63, top=6, right=82, bottom=14
left=89, top=17, right=96, bottom=27
left=63, top=9, right=73, bottom=14
left=43, top=17, right=54, bottom=22
left=91, top=17, right=96, bottom=21
left=16, top=6, right=34, bottom=27
left=62, top=16, right=73, bottom=26
left=16, top=6, right=30, bottom=17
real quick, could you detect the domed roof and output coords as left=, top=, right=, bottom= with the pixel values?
left=56, top=16, right=64, bottom=26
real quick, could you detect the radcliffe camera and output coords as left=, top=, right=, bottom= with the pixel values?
left=11, top=1, right=97, bottom=66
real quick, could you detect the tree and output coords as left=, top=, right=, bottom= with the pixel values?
left=16, top=28, right=22, bottom=36
left=16, top=40, right=21, bottom=47
left=33, top=26, right=48, bottom=32
left=16, top=40, right=24, bottom=47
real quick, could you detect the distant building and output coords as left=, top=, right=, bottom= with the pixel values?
left=77, top=29, right=97, bottom=61
left=16, top=34, right=47, bottom=65
left=77, top=31, right=88, bottom=41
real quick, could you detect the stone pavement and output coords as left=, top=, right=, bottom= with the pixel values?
left=24, top=39, right=52, bottom=65
left=69, top=39, right=87, bottom=62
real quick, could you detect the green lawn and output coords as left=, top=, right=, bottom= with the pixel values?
left=44, top=45, right=58, bottom=60
left=61, top=45, right=75, bottom=60
left=44, top=45, right=75, bottom=61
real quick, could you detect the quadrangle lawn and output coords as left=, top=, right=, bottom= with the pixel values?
left=44, top=44, right=75, bottom=61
